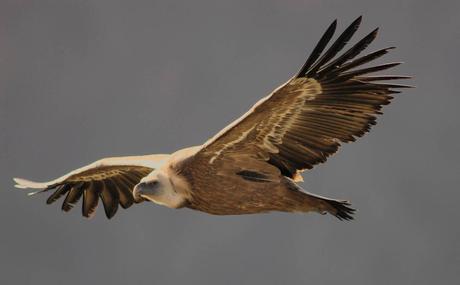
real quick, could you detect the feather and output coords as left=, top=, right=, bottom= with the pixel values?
left=46, top=184, right=71, bottom=205
left=297, top=19, right=337, bottom=77
left=100, top=181, right=119, bottom=219
left=82, top=182, right=101, bottom=218
left=317, top=28, right=379, bottom=77
left=336, top=62, right=402, bottom=81
left=355, top=75, right=411, bottom=81
left=327, top=47, right=395, bottom=78
left=112, top=177, right=134, bottom=209
left=13, top=177, right=49, bottom=189
left=306, top=16, right=362, bottom=77
left=62, top=182, right=85, bottom=212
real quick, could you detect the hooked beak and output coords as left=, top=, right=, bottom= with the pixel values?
left=133, top=181, right=157, bottom=202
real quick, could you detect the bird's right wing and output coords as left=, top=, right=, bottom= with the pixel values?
left=14, top=154, right=169, bottom=219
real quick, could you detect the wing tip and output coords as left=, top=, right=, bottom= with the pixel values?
left=348, top=15, right=363, bottom=33
left=331, top=18, right=338, bottom=27
left=371, top=27, right=379, bottom=36
left=13, top=177, right=49, bottom=189
left=354, top=15, right=363, bottom=24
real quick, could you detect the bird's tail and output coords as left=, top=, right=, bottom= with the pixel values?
left=320, top=197, right=356, bottom=221
left=304, top=190, right=356, bottom=221
left=285, top=178, right=356, bottom=220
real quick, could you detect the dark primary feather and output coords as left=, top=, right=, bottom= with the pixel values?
left=297, top=20, right=337, bottom=77
left=317, top=28, right=379, bottom=77
left=44, top=165, right=152, bottom=219
left=335, top=62, right=403, bottom=81
left=100, top=182, right=119, bottom=219
left=62, top=183, right=85, bottom=212
left=356, top=75, right=412, bottom=81
left=46, top=184, right=71, bottom=205
left=330, top=47, right=395, bottom=76
left=306, top=16, right=363, bottom=77
left=83, top=181, right=103, bottom=218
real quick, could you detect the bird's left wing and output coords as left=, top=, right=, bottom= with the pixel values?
left=14, top=155, right=168, bottom=219
left=192, top=17, right=411, bottom=180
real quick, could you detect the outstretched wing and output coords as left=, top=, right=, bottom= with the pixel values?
left=195, top=17, right=411, bottom=180
left=14, top=154, right=169, bottom=219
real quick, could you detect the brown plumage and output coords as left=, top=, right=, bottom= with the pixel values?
left=14, top=17, right=411, bottom=221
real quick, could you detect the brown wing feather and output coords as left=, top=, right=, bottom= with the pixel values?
left=44, top=165, right=152, bottom=219
left=62, top=183, right=85, bottom=212
left=195, top=17, right=411, bottom=180
left=82, top=182, right=100, bottom=218
left=100, top=181, right=119, bottom=219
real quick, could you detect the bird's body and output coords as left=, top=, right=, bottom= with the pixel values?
left=13, top=17, right=411, bottom=221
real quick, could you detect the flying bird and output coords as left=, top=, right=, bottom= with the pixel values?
left=14, top=17, right=411, bottom=220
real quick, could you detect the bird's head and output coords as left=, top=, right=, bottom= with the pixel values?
left=132, top=169, right=185, bottom=208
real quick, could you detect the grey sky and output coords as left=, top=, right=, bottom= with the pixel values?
left=1, top=1, right=459, bottom=284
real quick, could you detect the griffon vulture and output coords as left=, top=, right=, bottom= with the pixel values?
left=13, top=17, right=411, bottom=220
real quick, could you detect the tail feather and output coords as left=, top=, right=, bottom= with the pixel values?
left=286, top=178, right=356, bottom=221
left=324, top=199, right=356, bottom=221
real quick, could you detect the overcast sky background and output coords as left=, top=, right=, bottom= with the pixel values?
left=1, top=1, right=459, bottom=284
